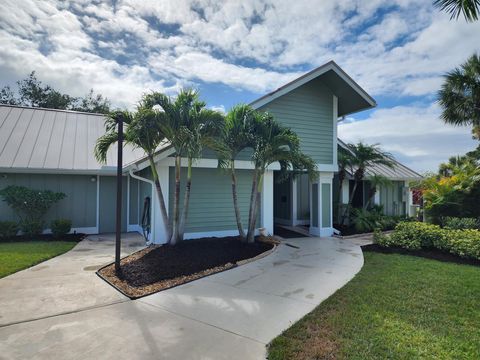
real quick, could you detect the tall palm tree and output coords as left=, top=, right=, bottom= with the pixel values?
left=438, top=54, right=480, bottom=137
left=340, top=142, right=395, bottom=225
left=433, top=0, right=480, bottom=21
left=216, top=104, right=256, bottom=241
left=246, top=112, right=317, bottom=243
left=143, top=89, right=224, bottom=244
left=94, top=108, right=171, bottom=239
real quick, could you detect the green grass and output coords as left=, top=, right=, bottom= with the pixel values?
left=268, top=252, right=480, bottom=360
left=0, top=241, right=77, bottom=278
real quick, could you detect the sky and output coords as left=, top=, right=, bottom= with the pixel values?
left=0, top=0, right=479, bottom=173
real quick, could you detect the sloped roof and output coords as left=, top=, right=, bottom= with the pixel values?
left=0, top=105, right=148, bottom=174
left=338, top=139, right=422, bottom=180
left=250, top=61, right=376, bottom=117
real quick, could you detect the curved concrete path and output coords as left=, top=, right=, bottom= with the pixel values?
left=0, top=236, right=363, bottom=360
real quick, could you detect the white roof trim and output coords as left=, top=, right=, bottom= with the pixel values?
left=250, top=61, right=376, bottom=110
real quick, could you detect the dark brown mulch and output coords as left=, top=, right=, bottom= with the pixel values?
left=0, top=233, right=85, bottom=243
left=98, top=236, right=275, bottom=298
left=362, top=244, right=480, bottom=267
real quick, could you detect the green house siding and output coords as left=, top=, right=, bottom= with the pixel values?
left=321, top=183, right=331, bottom=227
left=258, top=79, right=334, bottom=164
left=168, top=167, right=257, bottom=233
left=0, top=173, right=97, bottom=228
left=297, top=174, right=310, bottom=221
left=98, top=176, right=127, bottom=233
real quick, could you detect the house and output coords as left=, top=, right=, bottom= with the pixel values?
left=0, top=61, right=421, bottom=243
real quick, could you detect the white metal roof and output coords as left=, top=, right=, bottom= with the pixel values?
left=338, top=139, right=422, bottom=180
left=0, top=105, right=148, bottom=174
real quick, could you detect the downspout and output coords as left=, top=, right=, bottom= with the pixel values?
left=129, top=167, right=155, bottom=245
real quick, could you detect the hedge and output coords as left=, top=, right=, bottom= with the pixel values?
left=374, top=221, right=480, bottom=260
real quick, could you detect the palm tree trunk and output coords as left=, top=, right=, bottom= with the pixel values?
left=340, top=180, right=359, bottom=226
left=247, top=170, right=264, bottom=243
left=170, top=155, right=181, bottom=245
left=178, top=157, right=192, bottom=241
left=246, top=169, right=259, bottom=243
left=148, top=156, right=171, bottom=239
left=230, top=161, right=246, bottom=240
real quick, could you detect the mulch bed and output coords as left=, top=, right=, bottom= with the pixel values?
left=0, top=233, right=85, bottom=243
left=362, top=244, right=480, bottom=267
left=98, top=235, right=276, bottom=299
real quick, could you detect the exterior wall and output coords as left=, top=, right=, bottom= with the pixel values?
left=168, top=167, right=259, bottom=234
left=379, top=181, right=407, bottom=216
left=273, top=172, right=291, bottom=224
left=98, top=176, right=127, bottom=233
left=257, top=79, right=334, bottom=165
left=0, top=173, right=97, bottom=232
left=296, top=174, right=310, bottom=223
left=310, top=171, right=334, bottom=237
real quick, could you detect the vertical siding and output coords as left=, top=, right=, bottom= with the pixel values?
left=296, top=174, right=310, bottom=221
left=258, top=79, right=334, bottom=164
left=321, top=183, right=331, bottom=227
left=168, top=167, right=258, bottom=233
left=0, top=173, right=97, bottom=228
left=98, top=176, right=127, bottom=233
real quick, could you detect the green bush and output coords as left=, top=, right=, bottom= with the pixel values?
left=20, top=219, right=44, bottom=237
left=0, top=185, right=65, bottom=237
left=51, top=219, right=72, bottom=238
left=0, top=221, right=18, bottom=239
left=443, top=217, right=479, bottom=230
left=376, top=221, right=480, bottom=260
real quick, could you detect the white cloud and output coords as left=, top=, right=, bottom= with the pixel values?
left=338, top=104, right=478, bottom=173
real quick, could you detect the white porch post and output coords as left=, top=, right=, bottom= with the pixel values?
left=291, top=178, right=298, bottom=226
left=309, top=174, right=320, bottom=236
left=152, top=164, right=170, bottom=244
left=319, top=172, right=334, bottom=237
left=262, top=170, right=274, bottom=235
left=341, top=179, right=349, bottom=204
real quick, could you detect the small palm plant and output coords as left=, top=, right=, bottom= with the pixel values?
left=95, top=109, right=171, bottom=239
left=433, top=0, right=480, bottom=21
left=363, top=174, right=392, bottom=209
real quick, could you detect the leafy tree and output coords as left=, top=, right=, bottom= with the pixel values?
left=246, top=112, right=317, bottom=243
left=433, top=0, right=480, bottom=21
left=0, top=71, right=111, bottom=113
left=364, top=174, right=392, bottom=209
left=143, top=90, right=224, bottom=244
left=340, top=142, right=395, bottom=225
left=0, top=185, right=66, bottom=236
left=438, top=54, right=480, bottom=137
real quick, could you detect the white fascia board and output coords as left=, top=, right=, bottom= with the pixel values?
left=0, top=167, right=118, bottom=176
left=155, top=157, right=281, bottom=170
left=250, top=61, right=375, bottom=110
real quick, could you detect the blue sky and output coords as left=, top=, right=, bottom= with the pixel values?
left=0, top=0, right=479, bottom=172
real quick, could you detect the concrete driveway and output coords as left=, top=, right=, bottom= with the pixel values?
left=0, top=236, right=363, bottom=360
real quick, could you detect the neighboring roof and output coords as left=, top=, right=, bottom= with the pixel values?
left=250, top=61, right=376, bottom=117
left=338, top=139, right=422, bottom=180
left=0, top=105, right=149, bottom=174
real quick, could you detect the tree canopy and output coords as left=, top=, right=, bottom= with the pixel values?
left=0, top=72, right=111, bottom=114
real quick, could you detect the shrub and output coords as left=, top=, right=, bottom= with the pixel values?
left=443, top=217, right=479, bottom=230
left=0, top=221, right=18, bottom=239
left=20, top=219, right=44, bottom=237
left=51, top=219, right=72, bottom=238
left=376, top=221, right=480, bottom=260
left=0, top=185, right=65, bottom=237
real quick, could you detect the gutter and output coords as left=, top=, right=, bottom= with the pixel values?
left=129, top=167, right=155, bottom=245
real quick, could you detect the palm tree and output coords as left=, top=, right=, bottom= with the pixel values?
left=94, top=108, right=171, bottom=239
left=143, top=89, right=224, bottom=244
left=216, top=105, right=256, bottom=241
left=433, top=0, right=480, bottom=21
left=340, top=142, right=395, bottom=225
left=438, top=54, right=480, bottom=137
left=363, top=174, right=392, bottom=209
left=246, top=112, right=317, bottom=243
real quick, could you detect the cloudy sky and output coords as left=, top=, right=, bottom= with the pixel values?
left=0, top=0, right=479, bottom=172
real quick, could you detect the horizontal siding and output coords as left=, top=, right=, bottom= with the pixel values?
left=0, top=174, right=97, bottom=228
left=259, top=79, right=334, bottom=164
left=169, top=167, right=258, bottom=233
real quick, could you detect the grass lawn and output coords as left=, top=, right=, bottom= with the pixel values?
left=0, top=241, right=77, bottom=278
left=268, top=252, right=480, bottom=360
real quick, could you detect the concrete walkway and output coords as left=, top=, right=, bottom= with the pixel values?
left=0, top=236, right=363, bottom=360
